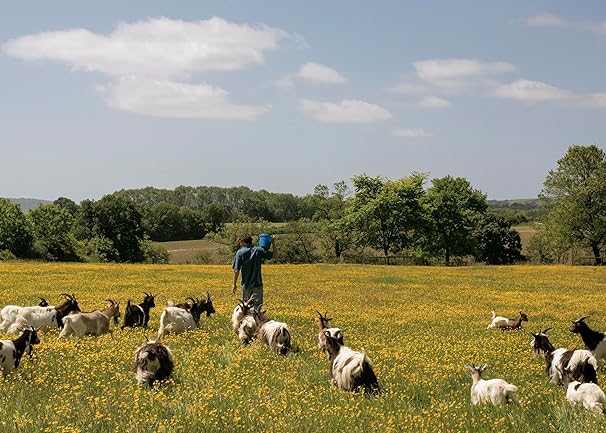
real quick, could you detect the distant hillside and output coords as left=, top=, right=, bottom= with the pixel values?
left=487, top=198, right=545, bottom=224
left=4, top=198, right=52, bottom=212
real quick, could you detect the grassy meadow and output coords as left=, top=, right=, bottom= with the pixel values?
left=0, top=263, right=605, bottom=432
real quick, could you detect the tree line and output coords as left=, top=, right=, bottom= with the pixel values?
left=0, top=144, right=604, bottom=265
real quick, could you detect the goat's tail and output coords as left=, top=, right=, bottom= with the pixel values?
left=157, top=311, right=166, bottom=340
left=491, top=310, right=496, bottom=319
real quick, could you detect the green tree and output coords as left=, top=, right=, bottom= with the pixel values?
left=53, top=197, right=79, bottom=216
left=347, top=174, right=426, bottom=263
left=312, top=181, right=353, bottom=260
left=28, top=204, right=78, bottom=261
left=474, top=214, right=523, bottom=264
left=0, top=198, right=33, bottom=258
left=423, top=176, right=487, bottom=265
left=541, top=144, right=606, bottom=265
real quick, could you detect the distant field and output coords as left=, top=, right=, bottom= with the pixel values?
left=158, top=239, right=227, bottom=264
left=1, top=263, right=606, bottom=432
left=513, top=224, right=539, bottom=255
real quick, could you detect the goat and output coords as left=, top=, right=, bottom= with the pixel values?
left=570, top=316, right=606, bottom=361
left=7, top=294, right=80, bottom=334
left=465, top=364, right=519, bottom=405
left=121, top=292, right=156, bottom=330
left=254, top=307, right=291, bottom=355
left=561, top=366, right=606, bottom=415
left=323, top=329, right=380, bottom=394
left=487, top=310, right=528, bottom=330
left=174, top=293, right=215, bottom=318
left=133, top=339, right=174, bottom=386
left=157, top=298, right=205, bottom=339
left=59, top=300, right=120, bottom=338
left=530, top=328, right=598, bottom=385
left=0, top=326, right=40, bottom=378
left=316, top=311, right=343, bottom=357
left=231, top=295, right=255, bottom=334
left=0, top=297, right=52, bottom=332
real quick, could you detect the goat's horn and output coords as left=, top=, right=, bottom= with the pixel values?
left=543, top=327, right=552, bottom=333
left=578, top=316, right=589, bottom=322
left=144, top=335, right=149, bottom=342
left=143, top=292, right=149, bottom=296
left=186, top=297, right=196, bottom=304
left=60, top=293, right=71, bottom=299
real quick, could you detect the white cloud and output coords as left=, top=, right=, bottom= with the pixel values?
left=391, top=128, right=432, bottom=138
left=299, top=99, right=392, bottom=124
left=521, top=13, right=568, bottom=29
left=3, top=17, right=286, bottom=79
left=297, top=62, right=347, bottom=84
left=389, top=82, right=427, bottom=94
left=581, top=93, right=606, bottom=108
left=413, top=58, right=515, bottom=90
left=417, top=96, right=451, bottom=109
left=97, top=77, right=269, bottom=120
left=491, top=79, right=575, bottom=103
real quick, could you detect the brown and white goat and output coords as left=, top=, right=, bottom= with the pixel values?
left=323, top=330, right=380, bottom=395
left=231, top=295, right=257, bottom=344
left=59, top=300, right=120, bottom=338
left=254, top=307, right=291, bottom=355
left=8, top=294, right=81, bottom=334
left=0, top=326, right=40, bottom=377
left=133, top=340, right=174, bottom=386
left=316, top=311, right=343, bottom=358
left=157, top=296, right=209, bottom=339
left=487, top=310, right=528, bottom=331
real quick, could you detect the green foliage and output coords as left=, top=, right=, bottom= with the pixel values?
left=142, top=203, right=208, bottom=242
left=474, top=214, right=523, bottom=264
left=0, top=249, right=17, bottom=261
left=423, top=176, right=487, bottom=265
left=140, top=239, right=169, bottom=264
left=53, top=196, right=79, bottom=216
left=27, top=204, right=78, bottom=261
left=77, top=236, right=119, bottom=263
left=193, top=250, right=213, bottom=264
left=541, top=144, right=606, bottom=265
left=0, top=198, right=33, bottom=258
left=275, top=219, right=319, bottom=264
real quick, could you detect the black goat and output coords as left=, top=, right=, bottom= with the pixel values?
left=570, top=316, right=606, bottom=361
left=121, top=292, right=155, bottom=330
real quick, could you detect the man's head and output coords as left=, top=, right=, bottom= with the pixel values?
left=238, top=233, right=253, bottom=246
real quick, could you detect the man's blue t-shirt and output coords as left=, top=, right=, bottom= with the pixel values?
left=232, top=245, right=273, bottom=290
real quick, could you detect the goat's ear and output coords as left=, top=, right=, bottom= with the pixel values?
left=323, top=330, right=331, bottom=338
left=480, top=364, right=488, bottom=371
left=335, top=330, right=343, bottom=341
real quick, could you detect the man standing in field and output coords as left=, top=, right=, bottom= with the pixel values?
left=232, top=233, right=276, bottom=309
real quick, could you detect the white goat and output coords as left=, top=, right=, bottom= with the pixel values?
left=466, top=364, right=518, bottom=405
left=561, top=366, right=606, bottom=415
left=486, top=310, right=528, bottom=330
left=231, top=296, right=255, bottom=333
left=7, top=294, right=81, bottom=334
left=254, top=307, right=290, bottom=355
left=157, top=300, right=204, bottom=339
left=59, top=300, right=120, bottom=338
left=231, top=296, right=257, bottom=344
left=0, top=297, right=51, bottom=332
left=0, top=326, right=40, bottom=377
left=134, top=340, right=174, bottom=386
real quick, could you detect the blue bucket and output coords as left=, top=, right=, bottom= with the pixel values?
left=258, top=233, right=272, bottom=250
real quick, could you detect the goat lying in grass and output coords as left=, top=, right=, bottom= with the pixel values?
left=466, top=364, right=518, bottom=405
left=316, top=311, right=343, bottom=358
left=323, top=329, right=380, bottom=395
left=530, top=328, right=598, bottom=385
left=560, top=366, right=606, bottom=415
left=487, top=310, right=528, bottom=330
left=59, top=300, right=120, bottom=338
left=133, top=339, right=174, bottom=386
left=8, top=294, right=81, bottom=334
left=254, top=306, right=291, bottom=355
left=570, top=316, right=606, bottom=361
left=0, top=326, right=40, bottom=378
left=121, top=292, right=155, bottom=330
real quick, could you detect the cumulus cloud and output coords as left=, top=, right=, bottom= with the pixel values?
left=491, top=79, right=575, bottom=102
left=413, top=58, right=515, bottom=90
left=521, top=13, right=568, bottom=29
left=391, top=128, right=432, bottom=138
left=97, top=77, right=269, bottom=120
left=3, top=17, right=286, bottom=79
left=417, top=96, right=451, bottom=109
left=297, top=62, right=347, bottom=84
left=299, top=99, right=392, bottom=124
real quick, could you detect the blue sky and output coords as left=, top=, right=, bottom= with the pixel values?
left=2, top=1, right=606, bottom=201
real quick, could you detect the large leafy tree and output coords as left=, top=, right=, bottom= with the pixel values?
left=423, top=176, right=487, bottom=265
left=312, top=181, right=354, bottom=260
left=346, top=174, right=426, bottom=263
left=28, top=204, right=78, bottom=261
left=474, top=214, right=523, bottom=264
left=0, top=198, right=33, bottom=258
left=541, top=144, right=606, bottom=265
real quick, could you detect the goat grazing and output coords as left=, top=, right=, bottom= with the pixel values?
left=487, top=310, right=528, bottom=330
left=570, top=316, right=606, bottom=361
left=316, top=311, right=343, bottom=357
left=561, top=366, right=606, bottom=415
left=133, top=340, right=174, bottom=386
left=121, top=292, right=156, bottom=330
left=59, top=300, right=120, bottom=338
left=157, top=297, right=206, bottom=339
left=254, top=307, right=291, bottom=355
left=0, top=297, right=53, bottom=332
left=466, top=364, right=518, bottom=405
left=0, top=326, right=40, bottom=378
left=323, top=329, right=380, bottom=394
left=7, top=294, right=81, bottom=334
left=530, top=328, right=598, bottom=385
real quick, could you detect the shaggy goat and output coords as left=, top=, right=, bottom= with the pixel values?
left=487, top=310, right=528, bottom=330
left=231, top=295, right=255, bottom=334
left=133, top=340, right=174, bottom=386
left=59, top=300, right=120, bottom=338
left=570, top=316, right=606, bottom=361
left=0, top=326, right=40, bottom=377
left=0, top=297, right=53, bottom=332
left=561, top=366, right=606, bottom=415
left=7, top=294, right=80, bottom=334
left=254, top=307, right=291, bottom=355
left=316, top=311, right=343, bottom=357
left=466, top=364, right=519, bottom=405
left=157, top=297, right=206, bottom=339
left=121, top=292, right=156, bottom=330
left=323, top=329, right=380, bottom=394
left=530, top=328, right=598, bottom=385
